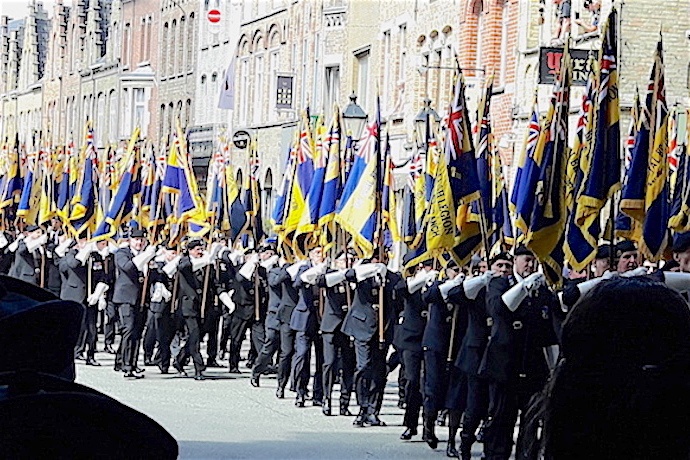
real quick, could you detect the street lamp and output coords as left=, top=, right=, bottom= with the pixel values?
left=342, top=92, right=368, bottom=141
left=414, top=97, right=441, bottom=149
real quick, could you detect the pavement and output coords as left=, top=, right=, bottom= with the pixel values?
left=76, top=338, right=490, bottom=459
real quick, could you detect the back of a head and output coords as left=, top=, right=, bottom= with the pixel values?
left=543, top=277, right=690, bottom=460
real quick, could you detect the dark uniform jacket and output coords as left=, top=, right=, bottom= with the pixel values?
left=11, top=240, right=39, bottom=285
left=393, top=277, right=428, bottom=352
left=111, top=247, right=144, bottom=309
left=148, top=260, right=172, bottom=314
left=422, top=280, right=467, bottom=356
left=316, top=270, right=349, bottom=333
left=478, top=276, right=559, bottom=386
left=447, top=285, right=491, bottom=376
left=275, top=265, right=300, bottom=324
left=290, top=263, right=320, bottom=334
left=341, top=269, right=402, bottom=343
left=265, top=266, right=284, bottom=330
left=58, top=248, right=88, bottom=303
left=0, top=231, right=15, bottom=275
left=230, top=258, right=261, bottom=322
left=45, top=239, right=62, bottom=296
left=176, top=256, right=223, bottom=318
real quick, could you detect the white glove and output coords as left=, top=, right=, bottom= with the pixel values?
left=155, top=246, right=166, bottom=258
left=407, top=270, right=430, bottom=293
left=523, top=272, right=546, bottom=292
left=439, top=273, right=466, bottom=300
left=219, top=291, right=236, bottom=314
left=0, top=232, right=7, bottom=250
left=150, top=282, right=165, bottom=302
left=55, top=237, right=74, bottom=258
left=502, top=281, right=529, bottom=312
left=300, top=262, right=327, bottom=285
left=87, top=282, right=109, bottom=306
left=163, top=255, right=182, bottom=278
left=25, top=233, right=47, bottom=253
left=463, top=270, right=498, bottom=300
left=239, top=260, right=258, bottom=280
left=76, top=242, right=96, bottom=265
left=98, top=296, right=107, bottom=311
left=353, top=263, right=379, bottom=281
left=210, top=242, right=225, bottom=260
left=229, top=250, right=244, bottom=265
left=160, top=283, right=172, bottom=302
left=133, top=245, right=156, bottom=272
left=373, top=263, right=388, bottom=277
left=325, top=269, right=348, bottom=288
left=260, top=254, right=279, bottom=269
left=287, top=260, right=308, bottom=280
left=191, top=253, right=213, bottom=272
left=620, top=266, right=649, bottom=277
left=663, top=272, right=690, bottom=293
left=7, top=235, right=21, bottom=253
left=108, top=241, right=120, bottom=254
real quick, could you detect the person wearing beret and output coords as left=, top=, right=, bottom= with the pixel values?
left=479, top=245, right=560, bottom=460
left=113, top=229, right=155, bottom=379
left=9, top=225, right=45, bottom=286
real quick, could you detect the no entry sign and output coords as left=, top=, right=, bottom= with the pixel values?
left=208, top=9, right=221, bottom=23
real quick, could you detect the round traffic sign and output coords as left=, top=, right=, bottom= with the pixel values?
left=208, top=9, right=221, bottom=23
left=232, top=130, right=251, bottom=150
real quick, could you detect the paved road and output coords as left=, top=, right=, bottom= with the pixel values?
left=76, top=339, right=490, bottom=459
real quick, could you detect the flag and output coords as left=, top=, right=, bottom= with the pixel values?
left=69, top=122, right=99, bottom=235
left=470, top=75, right=495, bottom=246
left=37, top=144, right=56, bottom=226
left=244, top=143, right=264, bottom=244
left=525, top=44, right=572, bottom=287
left=669, top=107, right=690, bottom=231
left=335, top=98, right=381, bottom=258
left=56, top=140, right=77, bottom=224
left=317, top=107, right=343, bottom=250
left=620, top=38, right=669, bottom=261
left=565, top=62, right=598, bottom=271
left=280, top=111, right=315, bottom=248
left=511, top=96, right=543, bottom=235
left=381, top=133, right=400, bottom=244
left=16, top=143, right=42, bottom=225
left=0, top=134, right=23, bottom=212
left=295, top=115, right=328, bottom=251
left=616, top=89, right=642, bottom=240
left=271, top=144, right=295, bottom=233
left=162, top=122, right=209, bottom=241
left=218, top=54, right=236, bottom=110
left=574, top=10, right=621, bottom=258
left=92, top=128, right=141, bottom=241
left=489, top=150, right=514, bottom=255
left=445, top=70, right=482, bottom=266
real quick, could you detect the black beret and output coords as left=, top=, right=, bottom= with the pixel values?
left=258, top=243, right=276, bottom=253
left=25, top=225, right=40, bottom=233
left=595, top=244, right=612, bottom=260
left=513, top=244, right=533, bottom=257
left=615, top=240, right=637, bottom=258
left=130, top=229, right=147, bottom=239
left=672, top=232, right=690, bottom=253
left=490, top=252, right=513, bottom=266
left=186, top=239, right=204, bottom=250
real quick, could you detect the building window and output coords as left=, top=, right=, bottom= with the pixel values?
left=139, top=18, right=146, bottom=63
left=162, top=23, right=169, bottom=75
left=240, top=58, right=249, bottom=125
left=180, top=16, right=186, bottom=72
left=262, top=168, right=273, bottom=224
left=121, top=88, right=130, bottom=137
left=269, top=50, right=280, bottom=122
left=382, top=30, right=391, bottom=113
left=355, top=50, right=370, bottom=112
left=300, top=39, right=308, bottom=111
left=97, top=93, right=105, bottom=147
left=109, top=91, right=117, bottom=143
left=134, top=88, right=146, bottom=135
left=398, top=24, right=407, bottom=83
left=123, top=23, right=131, bottom=67
left=185, top=99, right=192, bottom=130
left=253, top=55, right=264, bottom=125
left=187, top=14, right=195, bottom=72
left=312, top=33, right=321, bottom=111
left=170, top=20, right=177, bottom=75
left=324, top=65, right=340, bottom=121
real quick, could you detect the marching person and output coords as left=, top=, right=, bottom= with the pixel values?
left=112, top=229, right=156, bottom=379
left=172, top=239, right=230, bottom=380
left=250, top=245, right=281, bottom=387
left=291, top=247, right=326, bottom=408
left=315, top=250, right=356, bottom=417
left=59, top=233, right=92, bottom=363
left=419, top=260, right=466, bottom=452
left=246, top=243, right=275, bottom=370
left=479, top=245, right=560, bottom=460
left=442, top=254, right=510, bottom=459
left=396, top=258, right=438, bottom=442
left=9, top=225, right=46, bottom=285
left=275, top=258, right=303, bottom=398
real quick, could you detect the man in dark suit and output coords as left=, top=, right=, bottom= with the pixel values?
left=173, top=239, right=228, bottom=380
left=290, top=247, right=326, bottom=408
left=274, top=259, right=303, bottom=398
left=479, top=246, right=560, bottom=460
left=315, top=250, right=356, bottom=416
left=442, top=254, right=509, bottom=459
left=112, top=229, right=155, bottom=379
left=341, top=257, right=401, bottom=427
left=250, top=246, right=281, bottom=387
left=395, top=258, right=438, bottom=443
left=9, top=225, right=45, bottom=285
left=246, top=243, right=274, bottom=369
